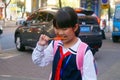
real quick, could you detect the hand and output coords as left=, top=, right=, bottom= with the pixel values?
left=38, top=34, right=50, bottom=46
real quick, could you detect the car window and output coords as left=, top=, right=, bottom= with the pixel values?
left=32, top=12, right=48, bottom=23
left=37, top=12, right=48, bottom=22
left=47, top=13, right=54, bottom=21
left=78, top=16, right=98, bottom=25
left=27, top=11, right=54, bottom=28
left=115, top=7, right=120, bottom=19
left=29, top=11, right=54, bottom=24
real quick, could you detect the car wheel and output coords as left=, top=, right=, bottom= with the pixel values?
left=0, top=30, right=3, bottom=34
left=15, top=34, right=25, bottom=51
left=101, top=30, right=106, bottom=39
left=112, top=36, right=119, bottom=42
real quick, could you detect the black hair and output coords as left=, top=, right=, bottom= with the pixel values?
left=53, top=6, right=79, bottom=36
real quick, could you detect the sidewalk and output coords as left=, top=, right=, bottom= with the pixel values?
left=0, top=20, right=17, bottom=28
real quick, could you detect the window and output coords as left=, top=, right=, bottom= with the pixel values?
left=115, top=7, right=120, bottom=19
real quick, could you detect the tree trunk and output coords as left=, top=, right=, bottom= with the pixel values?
left=4, top=4, right=7, bottom=19
left=59, top=0, right=62, bottom=8
left=3, top=0, right=11, bottom=19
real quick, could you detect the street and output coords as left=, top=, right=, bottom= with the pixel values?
left=0, top=32, right=120, bottom=80
left=0, top=49, right=52, bottom=80
left=0, top=20, right=17, bottom=50
left=95, top=38, right=120, bottom=80
left=0, top=27, right=16, bottom=50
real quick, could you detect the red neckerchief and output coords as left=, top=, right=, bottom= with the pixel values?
left=54, top=46, right=71, bottom=80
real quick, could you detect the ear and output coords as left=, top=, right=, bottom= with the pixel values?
left=73, top=24, right=79, bottom=32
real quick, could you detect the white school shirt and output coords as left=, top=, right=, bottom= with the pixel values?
left=32, top=38, right=97, bottom=80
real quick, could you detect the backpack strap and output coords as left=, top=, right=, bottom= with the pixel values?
left=76, top=42, right=88, bottom=75
left=49, top=40, right=60, bottom=80
left=53, top=40, right=60, bottom=55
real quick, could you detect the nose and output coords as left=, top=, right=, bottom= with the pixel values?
left=56, top=29, right=63, bottom=35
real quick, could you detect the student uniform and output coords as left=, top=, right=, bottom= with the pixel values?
left=32, top=38, right=97, bottom=80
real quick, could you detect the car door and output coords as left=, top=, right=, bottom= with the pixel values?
left=21, top=11, right=49, bottom=47
left=21, top=11, right=55, bottom=47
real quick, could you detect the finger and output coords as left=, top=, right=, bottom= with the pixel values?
left=44, top=35, right=50, bottom=41
left=38, top=35, right=43, bottom=42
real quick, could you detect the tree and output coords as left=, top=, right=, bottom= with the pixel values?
left=2, top=0, right=11, bottom=19
left=16, top=0, right=24, bottom=12
left=59, top=0, right=62, bottom=8
left=16, top=0, right=25, bottom=18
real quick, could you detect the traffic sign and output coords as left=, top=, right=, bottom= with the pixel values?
left=101, top=0, right=109, bottom=9
left=102, top=0, right=108, bottom=4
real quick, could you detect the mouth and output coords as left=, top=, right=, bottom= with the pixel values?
left=49, top=36, right=66, bottom=40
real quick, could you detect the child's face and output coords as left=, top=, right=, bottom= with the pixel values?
left=54, top=25, right=78, bottom=43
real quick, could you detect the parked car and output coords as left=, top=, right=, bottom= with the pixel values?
left=14, top=7, right=102, bottom=55
left=14, top=7, right=57, bottom=51
left=0, top=25, right=3, bottom=35
left=75, top=8, right=103, bottom=54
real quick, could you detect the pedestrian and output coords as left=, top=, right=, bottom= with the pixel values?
left=101, top=19, right=106, bottom=39
left=102, top=19, right=106, bottom=30
left=32, top=6, right=97, bottom=80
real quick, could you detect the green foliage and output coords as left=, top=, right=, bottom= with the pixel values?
left=2, top=0, right=6, bottom=2
left=16, top=0, right=24, bottom=8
